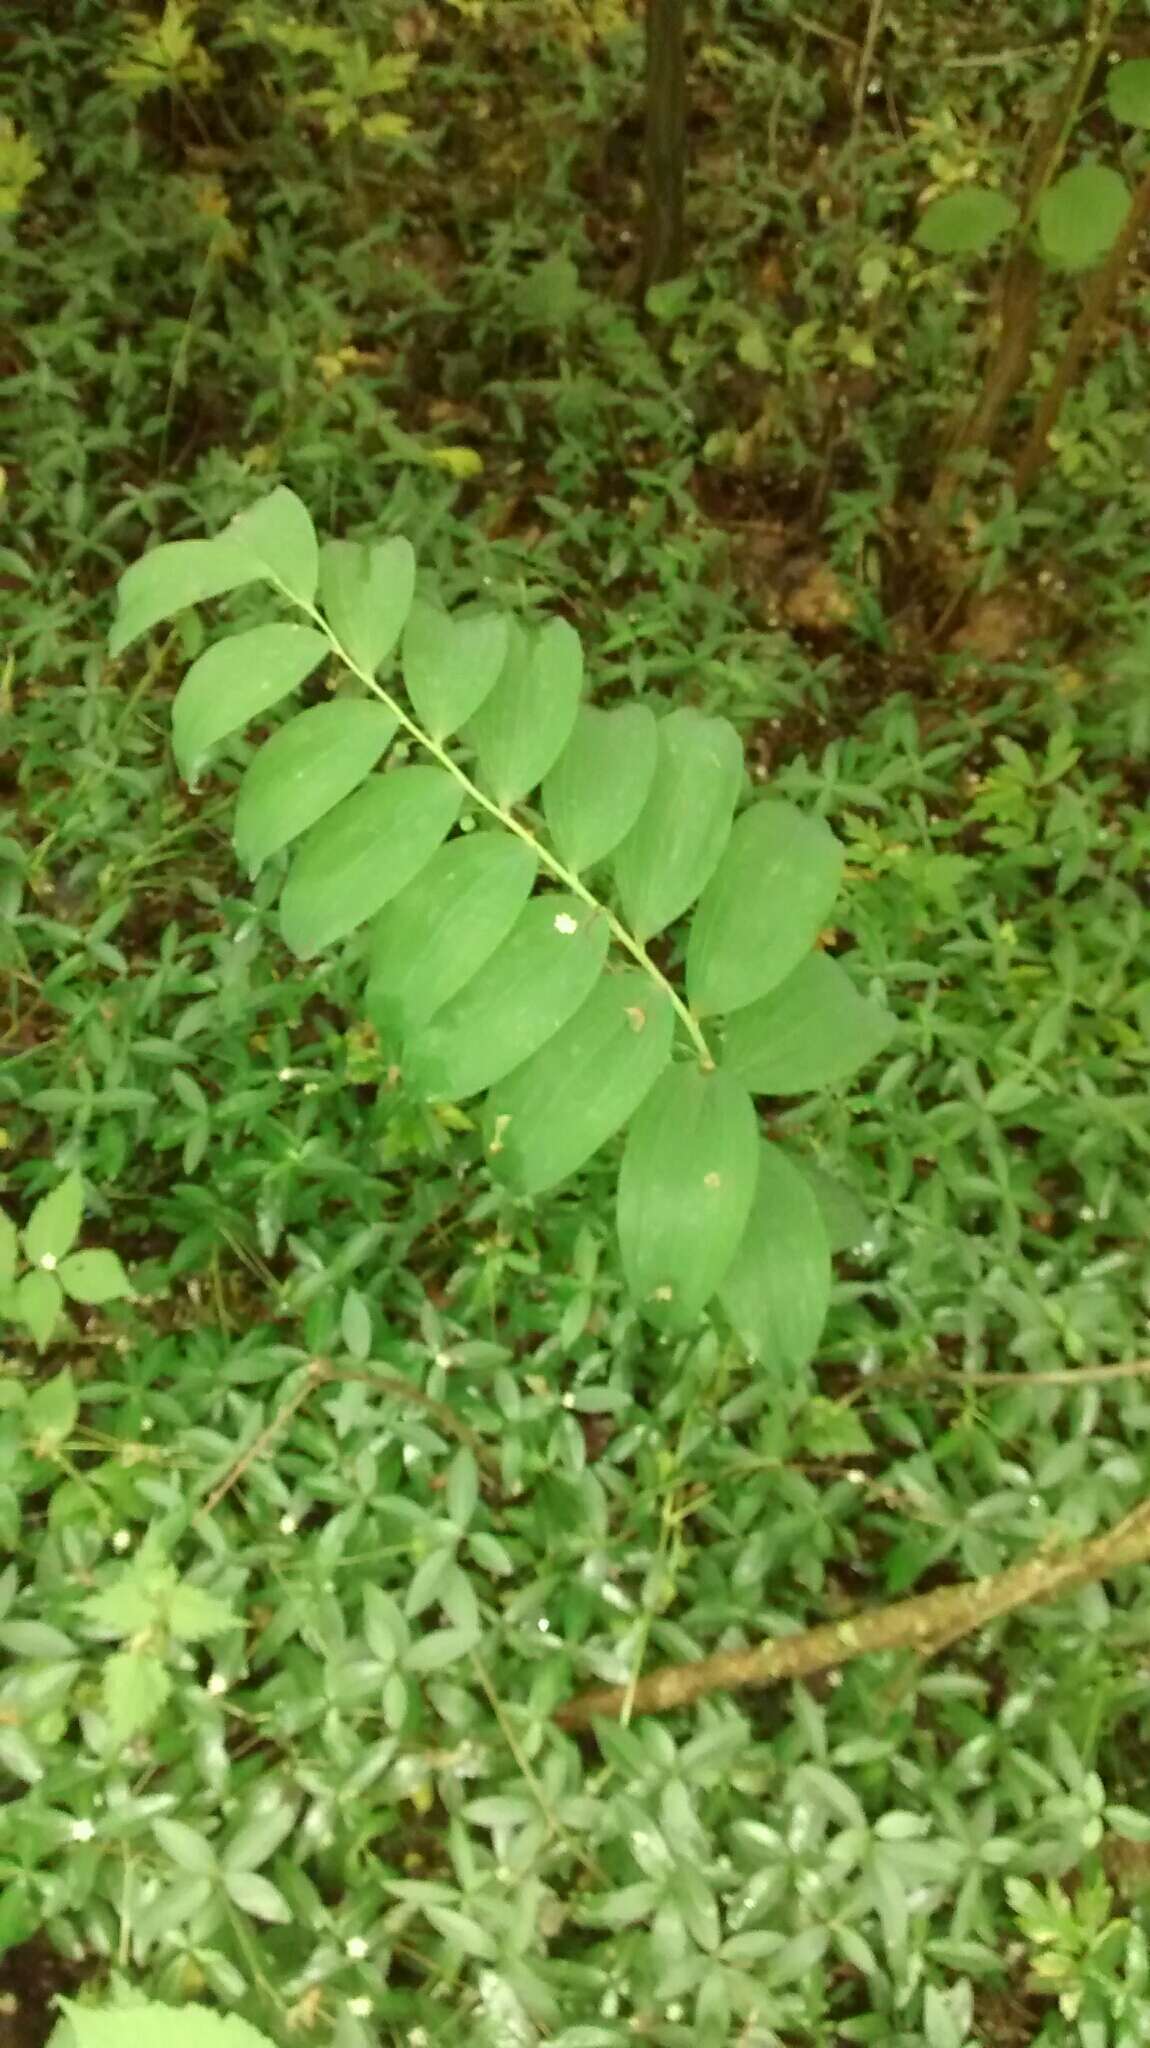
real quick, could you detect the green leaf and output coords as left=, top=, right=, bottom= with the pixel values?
left=1037, top=164, right=1130, bottom=271
left=222, top=1796, right=296, bottom=1873
left=223, top=486, right=318, bottom=604
left=686, top=802, right=844, bottom=1017
left=108, top=537, right=255, bottom=658
left=719, top=951, right=895, bottom=1092
left=318, top=536, right=415, bottom=675
left=1107, top=57, right=1150, bottom=127
left=223, top=1870, right=292, bottom=1923
left=402, top=598, right=510, bottom=741
left=61, top=2001, right=274, bottom=2048
left=16, top=1270, right=63, bottom=1351
left=798, top=1395, right=874, bottom=1459
left=171, top=623, right=329, bottom=780
left=233, top=700, right=398, bottom=876
left=0, top=1209, right=16, bottom=1294
left=57, top=1249, right=132, bottom=1305
left=915, top=186, right=1018, bottom=255
left=0, top=1884, right=39, bottom=1961
left=542, top=704, right=658, bottom=873
left=22, top=1168, right=84, bottom=1265
left=617, top=1063, right=758, bottom=1329
left=82, top=1573, right=157, bottom=1638
left=483, top=970, right=675, bottom=1194
left=25, top=1369, right=78, bottom=1446
left=279, top=766, right=462, bottom=959
left=466, top=617, right=583, bottom=806
left=153, top=1818, right=218, bottom=1876
left=165, top=1583, right=239, bottom=1640
left=102, top=1649, right=172, bottom=1741
left=719, top=1143, right=831, bottom=1370
left=366, top=832, right=537, bottom=1039
left=795, top=1158, right=871, bottom=1255
left=613, top=708, right=743, bottom=941
left=403, top=896, right=609, bottom=1101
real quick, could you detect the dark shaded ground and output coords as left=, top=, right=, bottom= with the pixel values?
left=0, top=1939, right=86, bottom=2048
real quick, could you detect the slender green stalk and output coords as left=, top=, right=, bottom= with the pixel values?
left=292, top=594, right=716, bottom=1068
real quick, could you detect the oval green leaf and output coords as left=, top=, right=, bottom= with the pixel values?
left=466, top=617, right=583, bottom=806
left=22, top=1169, right=84, bottom=1265
left=542, top=704, right=658, bottom=873
left=16, top=1269, right=63, bottom=1351
left=172, top=623, right=329, bottom=780
left=223, top=486, right=318, bottom=604
left=1037, top=164, right=1130, bottom=271
left=233, top=700, right=398, bottom=876
left=616, top=1062, right=758, bottom=1329
left=318, top=536, right=415, bottom=676
left=1107, top=58, right=1150, bottom=128
left=686, top=801, right=844, bottom=1018
left=57, top=1249, right=132, bottom=1305
left=279, top=766, right=461, bottom=959
left=483, top=969, right=674, bottom=1194
left=402, top=599, right=510, bottom=741
left=403, top=895, right=609, bottom=1102
left=108, top=537, right=255, bottom=658
left=720, top=951, right=895, bottom=1093
left=915, top=186, right=1018, bottom=256
left=613, top=708, right=743, bottom=942
left=366, top=832, right=538, bottom=1040
left=719, top=1143, right=831, bottom=1371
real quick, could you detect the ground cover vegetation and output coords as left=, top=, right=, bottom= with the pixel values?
left=3, top=1, right=1150, bottom=2043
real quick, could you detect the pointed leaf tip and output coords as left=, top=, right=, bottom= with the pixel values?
left=720, top=1143, right=831, bottom=1371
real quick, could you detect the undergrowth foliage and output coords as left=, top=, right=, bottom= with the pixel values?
left=111, top=488, right=894, bottom=1356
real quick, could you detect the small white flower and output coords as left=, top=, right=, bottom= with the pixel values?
left=206, top=1672, right=228, bottom=1697
left=536, top=1617, right=550, bottom=1634
left=71, top=1818, right=95, bottom=1842
left=347, top=1997, right=372, bottom=2018
left=277, top=1067, right=296, bottom=1083
left=666, top=2005, right=685, bottom=2024
left=345, top=1935, right=369, bottom=1960
left=39, top=1252, right=58, bottom=1272
left=552, top=912, right=579, bottom=936
left=846, top=1468, right=867, bottom=1485
left=278, top=1514, right=297, bottom=1536
left=434, top=1349, right=453, bottom=1370
left=112, top=1529, right=131, bottom=1552
left=140, top=1416, right=154, bottom=1433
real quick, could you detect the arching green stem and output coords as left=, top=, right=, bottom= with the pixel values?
left=290, top=592, right=715, bottom=1069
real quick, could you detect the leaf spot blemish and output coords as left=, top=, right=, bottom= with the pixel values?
left=653, top=1284, right=674, bottom=1302
left=703, top=1171, right=721, bottom=1191
left=624, top=1004, right=646, bottom=1033
left=488, top=1113, right=512, bottom=1156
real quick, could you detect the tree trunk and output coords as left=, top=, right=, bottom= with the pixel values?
left=639, top=0, right=687, bottom=297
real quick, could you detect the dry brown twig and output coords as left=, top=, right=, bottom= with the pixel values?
left=874, top=1355, right=1150, bottom=1393
left=557, top=1493, right=1150, bottom=1730
left=197, top=1357, right=492, bottom=1519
